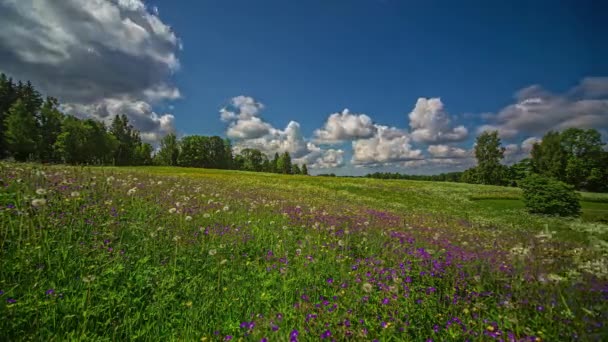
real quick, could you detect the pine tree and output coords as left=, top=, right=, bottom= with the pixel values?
left=277, top=152, right=292, bottom=174
left=292, top=164, right=301, bottom=175
left=4, top=99, right=40, bottom=161
left=301, top=164, right=309, bottom=175
left=39, top=97, right=64, bottom=162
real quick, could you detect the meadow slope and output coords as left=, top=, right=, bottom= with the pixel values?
left=1, top=163, right=607, bottom=341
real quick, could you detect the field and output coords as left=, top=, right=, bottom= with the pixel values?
left=1, top=163, right=607, bottom=341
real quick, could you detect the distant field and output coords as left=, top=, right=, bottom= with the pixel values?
left=1, top=163, right=607, bottom=340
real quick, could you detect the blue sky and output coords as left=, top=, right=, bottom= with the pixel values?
left=1, top=0, right=607, bottom=174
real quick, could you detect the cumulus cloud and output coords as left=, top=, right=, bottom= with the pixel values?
left=222, top=96, right=342, bottom=169
left=0, top=0, right=181, bottom=142
left=480, top=78, right=608, bottom=138
left=313, top=109, right=377, bottom=143
left=427, top=144, right=470, bottom=158
left=408, top=98, right=468, bottom=143
left=294, top=145, right=345, bottom=169
left=352, top=125, right=422, bottom=166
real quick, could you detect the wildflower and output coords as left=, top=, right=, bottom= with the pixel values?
left=36, top=188, right=47, bottom=195
left=223, top=205, right=230, bottom=211
left=106, top=176, right=115, bottom=183
left=209, top=249, right=217, bottom=256
left=321, top=330, right=331, bottom=339
left=45, top=289, right=55, bottom=296
left=362, top=282, right=373, bottom=293
left=173, top=235, right=181, bottom=242
left=127, top=187, right=137, bottom=196
left=338, top=240, right=345, bottom=247
left=157, top=181, right=163, bottom=185
left=290, top=329, right=299, bottom=341
left=169, top=208, right=177, bottom=214
left=185, top=216, right=193, bottom=221
left=203, top=213, right=210, bottom=218
left=70, top=191, right=80, bottom=198
left=220, top=259, right=228, bottom=265
left=82, top=275, right=96, bottom=283
left=6, top=298, right=16, bottom=304
left=224, top=336, right=233, bottom=341
left=31, top=198, right=46, bottom=207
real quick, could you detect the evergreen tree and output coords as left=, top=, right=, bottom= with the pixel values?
left=301, top=164, right=309, bottom=175
left=474, top=131, right=505, bottom=185
left=271, top=152, right=280, bottom=173
left=277, top=152, right=292, bottom=174
left=223, top=138, right=233, bottom=169
left=38, top=97, right=64, bottom=162
left=4, top=99, right=40, bottom=161
left=292, top=164, right=301, bottom=175
left=0, top=74, right=18, bottom=158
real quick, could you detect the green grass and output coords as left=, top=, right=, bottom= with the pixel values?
left=1, top=163, right=607, bottom=341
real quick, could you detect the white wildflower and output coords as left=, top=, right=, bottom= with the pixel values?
left=362, top=283, right=373, bottom=293
left=185, top=216, right=192, bottom=221
left=31, top=198, right=47, bottom=207
left=220, top=259, right=228, bottom=265
left=203, top=213, right=210, bottom=218
left=169, top=208, right=177, bottom=214
left=36, top=188, right=47, bottom=195
left=71, top=191, right=80, bottom=198
left=223, top=205, right=229, bottom=211
left=208, top=249, right=217, bottom=256
left=127, top=187, right=137, bottom=196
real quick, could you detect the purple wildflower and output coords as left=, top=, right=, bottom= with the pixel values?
left=321, top=330, right=331, bottom=339
left=45, top=289, right=55, bottom=296
left=6, top=298, right=16, bottom=304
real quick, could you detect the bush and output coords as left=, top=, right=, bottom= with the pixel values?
left=519, top=174, right=581, bottom=217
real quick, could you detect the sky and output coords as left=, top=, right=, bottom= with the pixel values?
left=0, top=0, right=607, bottom=175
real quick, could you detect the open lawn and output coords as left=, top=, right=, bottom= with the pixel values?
left=1, top=163, right=607, bottom=341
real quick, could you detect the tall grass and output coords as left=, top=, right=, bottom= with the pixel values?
left=1, top=163, right=606, bottom=340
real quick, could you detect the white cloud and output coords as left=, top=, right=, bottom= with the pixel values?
left=294, top=145, right=345, bottom=169
left=480, top=78, right=608, bottom=138
left=352, top=125, right=422, bottom=166
left=0, top=0, right=181, bottom=143
left=408, top=98, right=468, bottom=143
left=427, top=144, right=470, bottom=158
left=227, top=117, right=272, bottom=139
left=313, top=109, right=377, bottom=143
left=223, top=97, right=343, bottom=169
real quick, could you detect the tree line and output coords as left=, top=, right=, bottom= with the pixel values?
left=0, top=73, right=308, bottom=175
left=367, top=130, right=607, bottom=192
left=461, top=130, right=607, bottom=192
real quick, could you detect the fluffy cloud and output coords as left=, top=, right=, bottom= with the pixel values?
left=221, top=96, right=271, bottom=139
left=480, top=78, right=608, bottom=138
left=223, top=96, right=342, bottom=169
left=408, top=98, right=468, bottom=143
left=352, top=125, right=422, bottom=166
left=294, top=146, right=345, bottom=169
left=313, top=109, right=377, bottom=143
left=427, top=144, right=470, bottom=158
left=0, top=0, right=181, bottom=142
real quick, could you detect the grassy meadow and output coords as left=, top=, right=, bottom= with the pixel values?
left=1, top=162, right=607, bottom=341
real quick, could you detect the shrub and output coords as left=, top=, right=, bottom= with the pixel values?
left=519, top=174, right=581, bottom=217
